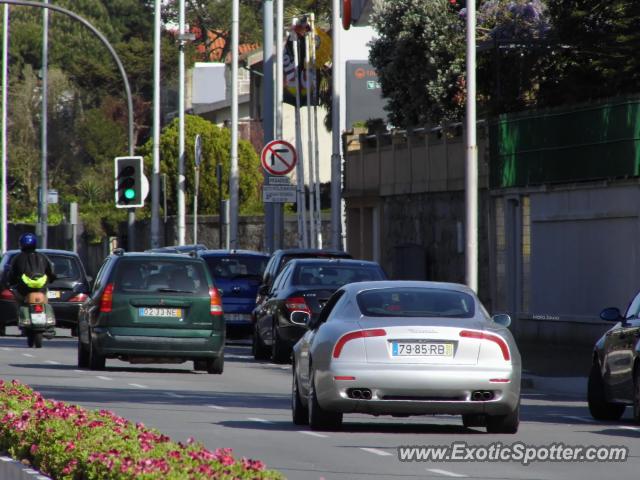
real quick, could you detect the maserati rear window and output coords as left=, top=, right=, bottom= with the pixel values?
left=357, top=287, right=475, bottom=318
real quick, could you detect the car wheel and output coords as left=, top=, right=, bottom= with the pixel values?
left=462, top=414, right=486, bottom=428
left=77, top=338, right=89, bottom=368
left=271, top=325, right=290, bottom=364
left=292, top=363, right=309, bottom=425
left=206, top=355, right=224, bottom=375
left=193, top=360, right=207, bottom=371
left=633, top=365, right=640, bottom=423
left=308, top=370, right=342, bottom=431
left=587, top=360, right=625, bottom=421
left=252, top=324, right=269, bottom=360
left=89, top=339, right=106, bottom=371
left=486, top=403, right=519, bottom=434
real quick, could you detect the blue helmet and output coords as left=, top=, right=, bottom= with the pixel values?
left=19, top=232, right=37, bottom=250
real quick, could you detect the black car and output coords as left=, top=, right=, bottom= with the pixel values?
left=0, top=249, right=91, bottom=336
left=255, top=248, right=352, bottom=311
left=253, top=258, right=386, bottom=363
left=588, top=294, right=640, bottom=421
left=146, top=244, right=208, bottom=254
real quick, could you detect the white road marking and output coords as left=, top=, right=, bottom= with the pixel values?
left=298, top=431, right=328, bottom=438
left=128, top=383, right=148, bottom=389
left=207, top=405, right=227, bottom=410
left=427, top=469, right=467, bottom=478
left=22, top=353, right=34, bottom=358
left=279, top=366, right=290, bottom=370
left=165, top=392, right=186, bottom=398
left=619, top=426, right=640, bottom=432
left=562, top=415, right=594, bottom=423
left=1, top=347, right=11, bottom=351
left=248, top=417, right=273, bottom=424
left=44, top=360, right=59, bottom=365
left=73, top=369, right=85, bottom=373
left=360, top=447, right=392, bottom=457
left=96, top=376, right=112, bottom=381
left=0, top=456, right=12, bottom=462
left=225, top=354, right=253, bottom=359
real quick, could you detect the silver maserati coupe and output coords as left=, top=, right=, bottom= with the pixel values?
left=291, top=281, right=521, bottom=433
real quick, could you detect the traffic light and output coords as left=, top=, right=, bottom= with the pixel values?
left=114, top=156, right=143, bottom=208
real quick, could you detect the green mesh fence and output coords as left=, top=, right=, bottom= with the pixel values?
left=490, top=97, right=640, bottom=188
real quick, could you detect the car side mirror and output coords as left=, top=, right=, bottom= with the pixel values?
left=491, top=313, right=511, bottom=328
left=290, top=311, right=310, bottom=326
left=600, top=307, right=621, bottom=322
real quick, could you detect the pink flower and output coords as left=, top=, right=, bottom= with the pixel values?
left=61, top=459, right=77, bottom=475
left=65, top=441, right=76, bottom=452
left=29, top=444, right=38, bottom=455
left=242, top=458, right=265, bottom=471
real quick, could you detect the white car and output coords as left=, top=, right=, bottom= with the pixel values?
left=291, top=281, right=521, bottom=432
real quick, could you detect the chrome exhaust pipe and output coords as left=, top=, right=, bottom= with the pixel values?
left=471, top=391, right=483, bottom=401
left=361, top=389, right=372, bottom=400
left=482, top=391, right=494, bottom=401
left=351, top=389, right=362, bottom=399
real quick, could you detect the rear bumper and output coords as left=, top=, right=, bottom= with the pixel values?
left=93, top=328, right=224, bottom=359
left=49, top=302, right=81, bottom=327
left=314, top=363, right=520, bottom=416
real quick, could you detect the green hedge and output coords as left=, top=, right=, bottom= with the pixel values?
left=0, top=379, right=284, bottom=479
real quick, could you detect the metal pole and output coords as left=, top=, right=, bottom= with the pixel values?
left=292, top=24, right=308, bottom=248
left=263, top=0, right=275, bottom=252
left=274, top=0, right=284, bottom=250
left=217, top=162, right=222, bottom=248
left=330, top=0, right=342, bottom=250
left=193, top=166, right=199, bottom=244
left=465, top=0, right=478, bottom=292
left=151, top=0, right=161, bottom=248
left=177, top=0, right=186, bottom=246
left=305, top=27, right=317, bottom=248
left=39, top=0, right=48, bottom=248
left=1, top=5, right=8, bottom=253
left=310, top=14, right=322, bottom=248
left=162, top=173, right=167, bottom=224
left=229, top=0, right=239, bottom=248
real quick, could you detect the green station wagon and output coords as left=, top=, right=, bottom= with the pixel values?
left=77, top=250, right=225, bottom=374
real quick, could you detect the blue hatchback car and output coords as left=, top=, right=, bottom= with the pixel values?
left=198, top=250, right=269, bottom=332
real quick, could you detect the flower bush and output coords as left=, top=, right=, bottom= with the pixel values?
left=0, top=380, right=283, bottom=479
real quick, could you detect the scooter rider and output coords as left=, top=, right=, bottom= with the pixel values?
left=8, top=233, right=57, bottom=303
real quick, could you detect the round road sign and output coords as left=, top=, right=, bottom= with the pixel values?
left=261, top=140, right=297, bottom=176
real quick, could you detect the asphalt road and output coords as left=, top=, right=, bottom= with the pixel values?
left=0, top=328, right=638, bottom=480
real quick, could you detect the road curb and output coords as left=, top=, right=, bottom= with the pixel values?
left=0, top=455, right=50, bottom=480
left=521, top=374, right=586, bottom=398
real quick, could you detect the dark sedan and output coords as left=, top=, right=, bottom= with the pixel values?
left=253, top=258, right=387, bottom=363
left=588, top=293, right=640, bottom=422
left=0, top=249, right=91, bottom=336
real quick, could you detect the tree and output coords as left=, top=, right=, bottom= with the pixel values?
left=138, top=115, right=263, bottom=218
left=368, top=0, right=466, bottom=128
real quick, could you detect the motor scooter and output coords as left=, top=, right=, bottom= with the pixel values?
left=16, top=290, right=55, bottom=348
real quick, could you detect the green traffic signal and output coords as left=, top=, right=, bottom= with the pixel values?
left=124, top=188, right=135, bottom=200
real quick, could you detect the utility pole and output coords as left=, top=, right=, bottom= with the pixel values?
left=274, top=0, right=284, bottom=250
left=263, top=0, right=275, bottom=252
left=292, top=22, right=308, bottom=248
left=177, top=0, right=186, bottom=246
left=150, top=0, right=161, bottom=248
left=229, top=0, right=240, bottom=248
left=39, top=0, right=48, bottom=248
left=330, top=0, right=342, bottom=250
left=465, top=0, right=478, bottom=292
left=305, top=24, right=317, bottom=248
left=1, top=4, right=8, bottom=253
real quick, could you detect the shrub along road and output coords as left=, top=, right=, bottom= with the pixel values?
left=0, top=329, right=639, bottom=480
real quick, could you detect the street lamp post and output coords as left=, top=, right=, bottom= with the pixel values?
left=39, top=0, right=48, bottom=248
left=1, top=4, right=8, bottom=253
left=465, top=0, right=478, bottom=292
left=151, top=0, right=161, bottom=249
left=229, top=0, right=240, bottom=249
